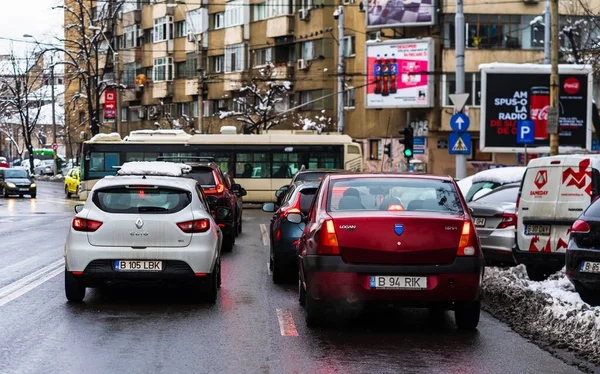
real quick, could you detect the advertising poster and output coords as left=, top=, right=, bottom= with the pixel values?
left=480, top=64, right=593, bottom=152
left=365, top=38, right=433, bottom=109
left=367, top=0, right=436, bottom=28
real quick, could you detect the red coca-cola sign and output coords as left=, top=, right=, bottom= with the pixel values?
left=531, top=105, right=549, bottom=120
left=563, top=77, right=580, bottom=95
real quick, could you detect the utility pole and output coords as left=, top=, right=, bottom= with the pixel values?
left=336, top=5, right=344, bottom=134
left=114, top=52, right=121, bottom=134
left=197, top=43, right=204, bottom=133
left=454, top=0, right=467, bottom=179
left=50, top=59, right=57, bottom=176
left=549, top=0, right=559, bottom=155
left=544, top=0, right=550, bottom=64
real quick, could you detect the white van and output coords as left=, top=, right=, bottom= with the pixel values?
left=515, top=155, right=600, bottom=280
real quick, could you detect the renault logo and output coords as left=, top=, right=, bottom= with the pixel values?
left=135, top=218, right=144, bottom=229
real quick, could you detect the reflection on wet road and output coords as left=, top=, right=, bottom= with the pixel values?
left=0, top=181, right=585, bottom=373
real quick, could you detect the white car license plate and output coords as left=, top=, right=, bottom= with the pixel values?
left=581, top=261, right=600, bottom=273
left=473, top=217, right=486, bottom=227
left=18, top=188, right=28, bottom=191
left=115, top=260, right=163, bottom=272
left=525, top=224, right=551, bottom=235
left=370, top=276, right=427, bottom=290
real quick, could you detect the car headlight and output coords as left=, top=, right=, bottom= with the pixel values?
left=6, top=182, right=15, bottom=188
left=30, top=183, right=36, bottom=188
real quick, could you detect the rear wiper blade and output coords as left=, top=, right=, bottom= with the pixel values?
left=138, top=206, right=168, bottom=212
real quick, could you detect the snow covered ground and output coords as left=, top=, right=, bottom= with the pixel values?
left=483, top=265, right=600, bottom=368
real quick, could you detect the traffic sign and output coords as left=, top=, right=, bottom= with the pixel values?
left=449, top=93, right=470, bottom=112
left=450, top=112, right=470, bottom=133
left=449, top=132, right=471, bottom=155
left=516, top=120, right=534, bottom=144
left=413, top=137, right=426, bottom=155
left=51, top=142, right=58, bottom=151
left=105, top=103, right=116, bottom=110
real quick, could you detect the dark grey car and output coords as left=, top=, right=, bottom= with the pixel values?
left=468, top=183, right=520, bottom=265
left=0, top=168, right=37, bottom=198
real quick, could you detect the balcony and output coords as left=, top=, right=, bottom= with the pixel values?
left=152, top=81, right=173, bottom=98
left=122, top=10, right=141, bottom=27
left=122, top=88, right=140, bottom=102
left=271, top=64, right=294, bottom=80
left=224, top=72, right=242, bottom=91
left=184, top=79, right=199, bottom=96
left=266, top=15, right=294, bottom=38
left=225, top=26, right=244, bottom=46
left=121, top=47, right=142, bottom=65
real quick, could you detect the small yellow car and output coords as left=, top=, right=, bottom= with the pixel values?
left=64, top=167, right=80, bottom=198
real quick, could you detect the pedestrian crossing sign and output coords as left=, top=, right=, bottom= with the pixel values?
left=449, top=132, right=471, bottom=155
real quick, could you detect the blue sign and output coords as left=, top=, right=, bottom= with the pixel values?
left=450, top=112, right=470, bottom=133
left=449, top=132, right=471, bottom=155
left=394, top=224, right=404, bottom=236
left=516, top=120, right=534, bottom=144
left=413, top=137, right=426, bottom=155
left=593, top=138, right=600, bottom=152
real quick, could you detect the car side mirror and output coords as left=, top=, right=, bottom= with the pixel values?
left=286, top=213, right=304, bottom=224
left=74, top=204, right=84, bottom=214
left=232, top=183, right=242, bottom=193
left=262, top=202, right=276, bottom=212
left=206, top=195, right=219, bottom=206
left=275, top=190, right=284, bottom=198
left=240, top=188, right=247, bottom=196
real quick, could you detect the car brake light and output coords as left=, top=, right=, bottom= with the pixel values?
left=571, top=219, right=591, bottom=234
left=204, top=171, right=225, bottom=194
left=281, top=194, right=302, bottom=217
left=387, top=204, right=404, bottom=211
left=317, top=219, right=340, bottom=255
left=495, top=213, right=517, bottom=229
left=177, top=219, right=210, bottom=233
left=457, top=220, right=477, bottom=256
left=72, top=218, right=103, bottom=232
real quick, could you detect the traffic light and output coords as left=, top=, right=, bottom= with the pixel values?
left=384, top=143, right=392, bottom=158
left=399, top=127, right=414, bottom=159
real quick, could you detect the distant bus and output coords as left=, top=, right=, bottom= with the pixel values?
left=79, top=130, right=363, bottom=202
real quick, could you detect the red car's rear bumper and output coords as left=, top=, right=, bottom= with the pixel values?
left=301, top=255, right=483, bottom=304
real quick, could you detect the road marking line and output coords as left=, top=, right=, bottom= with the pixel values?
left=276, top=309, right=298, bottom=336
left=0, top=259, right=64, bottom=307
left=260, top=224, right=269, bottom=247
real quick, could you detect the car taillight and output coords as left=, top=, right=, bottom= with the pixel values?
left=571, top=219, right=591, bottom=234
left=204, top=171, right=225, bottom=194
left=317, top=219, right=340, bottom=255
left=387, top=204, right=404, bottom=211
left=457, top=220, right=477, bottom=256
left=281, top=194, right=302, bottom=217
left=72, top=218, right=103, bottom=232
left=177, top=219, right=210, bottom=233
left=495, top=213, right=517, bottom=229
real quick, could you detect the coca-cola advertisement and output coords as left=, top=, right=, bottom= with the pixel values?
left=365, top=38, right=434, bottom=109
left=480, top=64, right=593, bottom=152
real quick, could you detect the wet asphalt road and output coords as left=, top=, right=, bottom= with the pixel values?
left=0, top=181, right=585, bottom=374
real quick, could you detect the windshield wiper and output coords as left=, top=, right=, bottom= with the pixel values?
left=138, top=206, right=168, bottom=212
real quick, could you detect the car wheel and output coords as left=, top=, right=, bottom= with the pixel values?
left=30, top=194, right=36, bottom=199
left=217, top=259, right=222, bottom=288
left=64, top=270, right=86, bottom=302
left=202, top=261, right=219, bottom=303
left=305, top=292, right=324, bottom=327
left=575, top=284, right=600, bottom=306
left=454, top=299, right=481, bottom=330
left=238, top=216, right=243, bottom=234
left=65, top=186, right=71, bottom=198
left=222, top=234, right=234, bottom=252
left=2, top=187, right=8, bottom=198
left=526, top=265, right=554, bottom=281
left=298, top=277, right=306, bottom=306
left=272, top=253, right=286, bottom=284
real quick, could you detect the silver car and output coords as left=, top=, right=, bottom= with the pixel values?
left=64, top=162, right=222, bottom=303
left=468, top=183, right=520, bottom=266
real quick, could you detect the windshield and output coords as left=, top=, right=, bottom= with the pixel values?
left=5, top=170, right=29, bottom=178
left=327, top=178, right=463, bottom=214
left=188, top=168, right=217, bottom=186
left=93, top=187, right=191, bottom=214
left=465, top=181, right=501, bottom=202
left=473, top=186, right=518, bottom=204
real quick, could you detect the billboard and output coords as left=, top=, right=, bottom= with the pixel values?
left=365, top=38, right=434, bottom=109
left=367, top=0, right=436, bottom=28
left=480, top=64, right=593, bottom=153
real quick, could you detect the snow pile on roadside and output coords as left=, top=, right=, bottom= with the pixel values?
left=35, top=175, right=64, bottom=182
left=483, top=265, right=600, bottom=366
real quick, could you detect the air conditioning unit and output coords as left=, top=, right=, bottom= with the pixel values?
left=137, top=26, right=144, bottom=39
left=187, top=33, right=195, bottom=43
left=137, top=108, right=145, bottom=119
left=299, top=8, right=310, bottom=21
left=297, top=59, right=308, bottom=70
left=148, top=106, right=158, bottom=119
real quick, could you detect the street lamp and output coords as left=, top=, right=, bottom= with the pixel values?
left=88, top=25, right=121, bottom=135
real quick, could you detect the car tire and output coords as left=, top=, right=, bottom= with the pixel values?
left=64, top=271, right=86, bottom=302
left=30, top=194, right=36, bottom=199
left=305, top=292, right=324, bottom=328
left=575, top=284, right=600, bottom=306
left=454, top=299, right=481, bottom=330
left=65, top=186, right=72, bottom=198
left=222, top=234, right=235, bottom=252
left=272, top=254, right=285, bottom=284
left=238, top=216, right=243, bottom=234
left=526, top=265, right=554, bottom=281
left=202, top=260, right=220, bottom=303
left=2, top=187, right=8, bottom=198
left=298, top=277, right=306, bottom=306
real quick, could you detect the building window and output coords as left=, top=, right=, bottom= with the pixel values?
left=443, top=14, right=521, bottom=49
left=253, top=48, right=271, bottom=67
left=210, top=55, right=224, bottom=73
left=253, top=3, right=266, bottom=21
left=191, top=100, right=199, bottom=117
left=203, top=100, right=212, bottom=117
left=121, top=0, right=141, bottom=13
left=442, top=73, right=481, bottom=107
left=176, top=61, right=187, bottom=79
left=186, top=8, right=205, bottom=34
left=123, top=26, right=139, bottom=49
left=174, top=21, right=187, bottom=38
left=369, top=139, right=381, bottom=160
left=153, top=57, right=174, bottom=82
left=211, top=12, right=224, bottom=30
left=468, top=139, right=492, bottom=161
left=225, top=0, right=244, bottom=28
left=153, top=16, right=173, bottom=43
left=225, top=44, right=245, bottom=73
left=122, top=62, right=139, bottom=87
left=298, top=91, right=312, bottom=110
left=299, top=41, right=314, bottom=60
left=265, top=0, right=292, bottom=18
left=343, top=35, right=355, bottom=57
left=343, top=87, right=355, bottom=109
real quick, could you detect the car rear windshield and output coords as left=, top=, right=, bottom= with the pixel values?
left=298, top=188, right=318, bottom=213
left=5, top=170, right=28, bottom=178
left=93, top=186, right=191, bottom=214
left=188, top=168, right=216, bottom=186
left=473, top=186, right=518, bottom=204
left=295, top=172, right=327, bottom=182
left=328, top=178, right=463, bottom=214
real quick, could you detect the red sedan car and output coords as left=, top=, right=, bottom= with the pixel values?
left=291, top=173, right=483, bottom=329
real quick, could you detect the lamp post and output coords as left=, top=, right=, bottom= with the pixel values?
left=88, top=26, right=121, bottom=135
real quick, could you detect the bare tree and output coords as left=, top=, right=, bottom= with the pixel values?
left=563, top=1, right=600, bottom=68
left=219, top=65, right=293, bottom=134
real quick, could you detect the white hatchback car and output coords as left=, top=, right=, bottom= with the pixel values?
left=64, top=162, right=222, bottom=302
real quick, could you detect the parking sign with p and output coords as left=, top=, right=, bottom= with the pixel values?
left=517, top=120, right=535, bottom=145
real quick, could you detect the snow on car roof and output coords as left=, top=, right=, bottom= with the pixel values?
left=471, top=167, right=525, bottom=184
left=457, top=175, right=474, bottom=196
left=89, top=132, right=122, bottom=142
left=117, top=162, right=192, bottom=177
